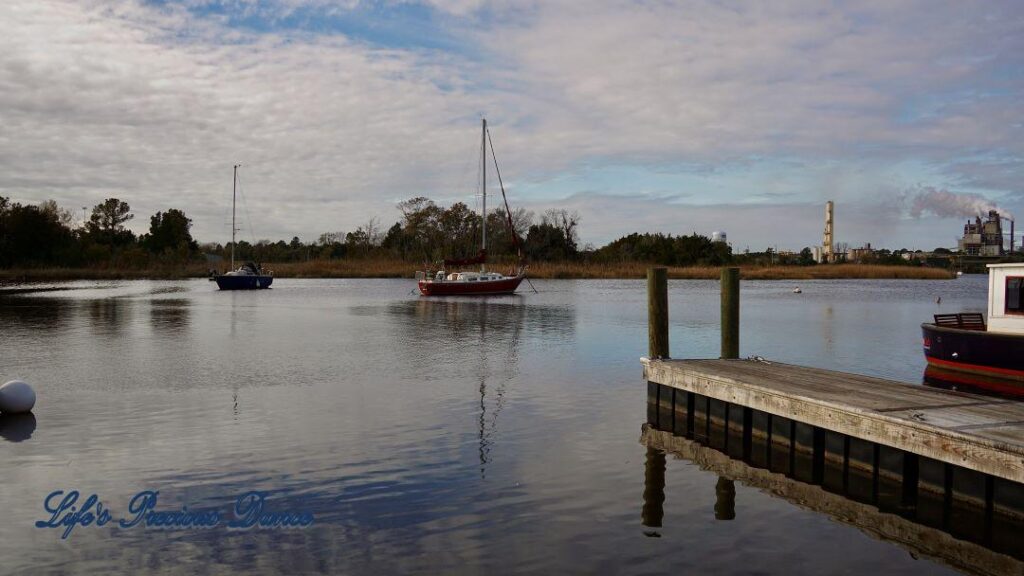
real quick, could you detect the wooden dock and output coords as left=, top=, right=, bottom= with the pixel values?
left=640, top=425, right=1024, bottom=576
left=643, top=358, right=1024, bottom=483
left=639, top=268, right=1024, bottom=564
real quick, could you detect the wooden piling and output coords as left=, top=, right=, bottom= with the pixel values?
left=647, top=267, right=669, bottom=359
left=720, top=267, right=739, bottom=359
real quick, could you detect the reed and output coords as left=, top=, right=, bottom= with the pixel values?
left=0, top=260, right=954, bottom=282
left=524, top=262, right=954, bottom=280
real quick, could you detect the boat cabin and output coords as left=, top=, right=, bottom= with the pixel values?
left=987, top=263, right=1024, bottom=335
left=442, top=271, right=505, bottom=282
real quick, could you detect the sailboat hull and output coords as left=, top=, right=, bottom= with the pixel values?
left=418, top=275, right=524, bottom=296
left=215, top=275, right=274, bottom=290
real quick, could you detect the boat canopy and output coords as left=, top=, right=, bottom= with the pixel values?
left=987, top=263, right=1024, bottom=335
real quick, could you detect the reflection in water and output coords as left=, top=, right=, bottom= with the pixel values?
left=0, top=295, right=71, bottom=332
left=642, top=422, right=1024, bottom=574
left=87, top=298, right=132, bottom=336
left=641, top=446, right=665, bottom=536
left=357, top=298, right=576, bottom=343
left=714, top=477, right=736, bottom=520
left=359, top=297, right=577, bottom=479
left=149, top=298, right=191, bottom=331
left=0, top=413, right=36, bottom=442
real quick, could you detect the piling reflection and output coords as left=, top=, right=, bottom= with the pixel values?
left=641, top=446, right=665, bottom=536
left=714, top=477, right=736, bottom=520
left=644, top=381, right=1024, bottom=573
left=0, top=413, right=37, bottom=442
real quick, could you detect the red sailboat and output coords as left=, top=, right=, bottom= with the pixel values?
left=417, top=119, right=527, bottom=296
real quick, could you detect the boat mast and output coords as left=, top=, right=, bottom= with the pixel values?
left=481, top=118, right=487, bottom=273
left=231, top=164, right=238, bottom=270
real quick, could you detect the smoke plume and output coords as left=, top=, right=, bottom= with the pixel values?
left=906, top=187, right=1013, bottom=220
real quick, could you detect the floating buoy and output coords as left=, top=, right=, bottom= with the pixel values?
left=0, top=380, right=36, bottom=414
left=792, top=287, right=802, bottom=294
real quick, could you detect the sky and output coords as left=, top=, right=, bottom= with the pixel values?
left=1, top=0, right=1022, bottom=251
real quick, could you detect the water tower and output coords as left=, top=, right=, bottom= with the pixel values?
left=712, top=231, right=727, bottom=244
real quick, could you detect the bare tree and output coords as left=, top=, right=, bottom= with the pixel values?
left=318, top=231, right=344, bottom=246
left=364, top=217, right=383, bottom=247
left=542, top=209, right=581, bottom=249
left=39, top=199, right=75, bottom=227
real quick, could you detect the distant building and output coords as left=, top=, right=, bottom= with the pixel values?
left=812, top=246, right=823, bottom=263
left=711, top=231, right=727, bottom=244
left=958, top=210, right=1004, bottom=256
left=847, top=243, right=873, bottom=263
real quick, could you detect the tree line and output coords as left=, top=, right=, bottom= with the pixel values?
left=0, top=196, right=197, bottom=268
left=0, top=195, right=742, bottom=269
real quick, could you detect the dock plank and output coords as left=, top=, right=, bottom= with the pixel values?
left=643, top=358, right=1024, bottom=483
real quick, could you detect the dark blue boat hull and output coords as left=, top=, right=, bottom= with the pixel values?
left=215, top=275, right=273, bottom=290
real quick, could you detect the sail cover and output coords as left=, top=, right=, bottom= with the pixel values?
left=444, top=249, right=487, bottom=267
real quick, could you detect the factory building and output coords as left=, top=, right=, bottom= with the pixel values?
left=958, top=210, right=1005, bottom=257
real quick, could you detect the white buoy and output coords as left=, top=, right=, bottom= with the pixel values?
left=0, top=380, right=36, bottom=414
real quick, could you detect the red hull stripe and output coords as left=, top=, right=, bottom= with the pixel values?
left=924, top=366, right=1024, bottom=397
left=925, top=356, right=1024, bottom=379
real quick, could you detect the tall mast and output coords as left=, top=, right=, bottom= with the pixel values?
left=231, top=164, right=238, bottom=270
left=481, top=118, right=487, bottom=272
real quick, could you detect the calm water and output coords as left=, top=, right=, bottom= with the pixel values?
left=0, top=276, right=994, bottom=575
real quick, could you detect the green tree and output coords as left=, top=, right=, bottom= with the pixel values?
left=143, top=209, right=197, bottom=259
left=0, top=200, right=77, bottom=267
left=87, top=198, right=134, bottom=245
left=798, top=247, right=816, bottom=266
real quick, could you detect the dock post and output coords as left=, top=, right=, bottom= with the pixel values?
left=721, top=267, right=740, bottom=359
left=648, top=267, right=669, bottom=359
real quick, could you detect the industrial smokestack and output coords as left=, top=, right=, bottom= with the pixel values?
left=823, top=201, right=834, bottom=263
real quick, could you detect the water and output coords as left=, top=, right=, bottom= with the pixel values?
left=0, top=276, right=997, bottom=574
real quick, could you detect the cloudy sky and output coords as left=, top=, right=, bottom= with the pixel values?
left=2, top=0, right=1022, bottom=251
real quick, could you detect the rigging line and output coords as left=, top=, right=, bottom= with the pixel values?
left=485, top=127, right=521, bottom=254
left=235, top=168, right=258, bottom=248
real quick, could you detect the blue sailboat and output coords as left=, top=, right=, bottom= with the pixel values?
left=215, top=165, right=273, bottom=290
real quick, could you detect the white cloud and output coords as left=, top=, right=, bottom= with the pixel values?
left=0, top=0, right=1020, bottom=249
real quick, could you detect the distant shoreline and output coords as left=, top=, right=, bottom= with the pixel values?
left=0, top=261, right=956, bottom=282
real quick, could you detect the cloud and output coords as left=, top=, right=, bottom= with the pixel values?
left=0, top=0, right=1021, bottom=248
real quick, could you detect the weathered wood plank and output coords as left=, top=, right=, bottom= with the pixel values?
left=643, top=358, right=1024, bottom=483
